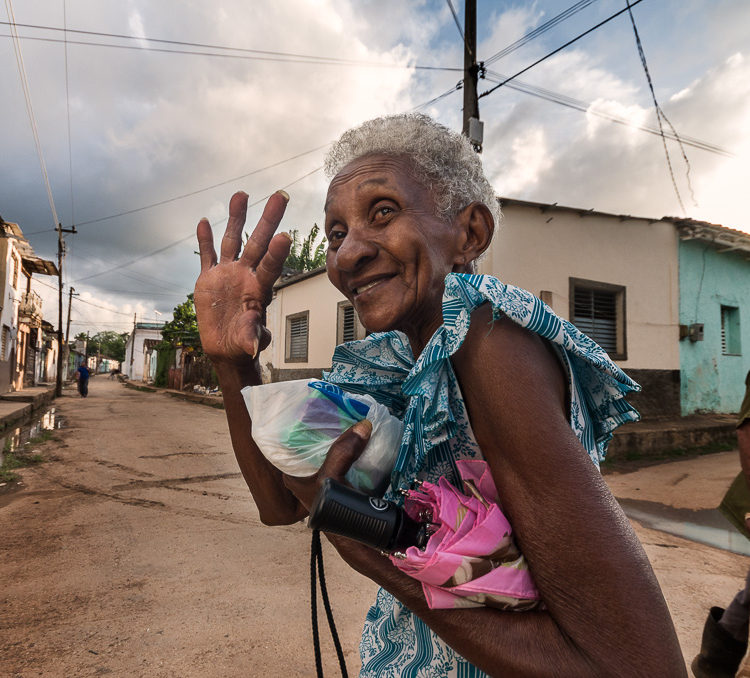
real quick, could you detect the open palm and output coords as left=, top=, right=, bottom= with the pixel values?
left=194, top=191, right=292, bottom=363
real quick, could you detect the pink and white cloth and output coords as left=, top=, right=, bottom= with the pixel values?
left=390, top=459, right=541, bottom=610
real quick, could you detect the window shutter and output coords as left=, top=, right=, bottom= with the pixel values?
left=288, top=315, right=308, bottom=360
left=573, top=288, right=617, bottom=354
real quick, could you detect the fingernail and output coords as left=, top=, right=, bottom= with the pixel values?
left=353, top=419, right=372, bottom=439
left=275, top=189, right=290, bottom=202
left=279, top=232, right=293, bottom=242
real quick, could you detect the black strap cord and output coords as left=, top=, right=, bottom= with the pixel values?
left=311, top=529, right=348, bottom=678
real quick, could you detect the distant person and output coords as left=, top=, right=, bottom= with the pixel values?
left=75, top=364, right=90, bottom=398
left=693, top=370, right=750, bottom=677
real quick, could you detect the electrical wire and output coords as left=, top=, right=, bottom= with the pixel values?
left=411, top=82, right=462, bottom=111
left=0, top=21, right=460, bottom=71
left=72, top=164, right=324, bottom=284
left=74, top=143, right=331, bottom=227
left=4, top=0, right=60, bottom=230
left=63, top=0, right=75, bottom=229
left=482, top=70, right=733, bottom=157
left=478, top=0, right=645, bottom=100
left=625, top=0, right=695, bottom=213
left=445, top=0, right=470, bottom=57
left=484, top=0, right=600, bottom=66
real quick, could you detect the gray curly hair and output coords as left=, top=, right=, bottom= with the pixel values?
left=324, top=113, right=501, bottom=228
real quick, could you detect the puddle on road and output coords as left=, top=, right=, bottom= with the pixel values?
left=618, top=497, right=750, bottom=556
left=0, top=407, right=66, bottom=466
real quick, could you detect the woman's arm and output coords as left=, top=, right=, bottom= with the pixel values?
left=194, top=191, right=305, bottom=526
left=323, top=305, right=686, bottom=677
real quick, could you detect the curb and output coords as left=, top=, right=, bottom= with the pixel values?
left=123, top=380, right=224, bottom=409
left=0, top=386, right=57, bottom=433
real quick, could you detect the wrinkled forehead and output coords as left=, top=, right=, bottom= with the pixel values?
left=324, top=153, right=426, bottom=212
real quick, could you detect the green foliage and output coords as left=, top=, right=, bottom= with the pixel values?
left=87, top=331, right=128, bottom=362
left=153, top=345, right=176, bottom=387
left=284, top=224, right=326, bottom=272
left=161, top=293, right=201, bottom=350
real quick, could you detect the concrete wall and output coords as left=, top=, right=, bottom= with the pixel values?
left=679, top=239, right=750, bottom=414
left=482, top=202, right=680, bottom=371
left=124, top=328, right=164, bottom=381
left=265, top=270, right=346, bottom=380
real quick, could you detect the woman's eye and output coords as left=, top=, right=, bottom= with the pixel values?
left=374, top=205, right=395, bottom=219
left=328, top=229, right=346, bottom=242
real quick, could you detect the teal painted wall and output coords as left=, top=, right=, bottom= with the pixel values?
left=679, top=239, right=750, bottom=414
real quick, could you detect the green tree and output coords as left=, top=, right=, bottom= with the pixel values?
left=87, top=331, right=128, bottom=362
left=160, top=293, right=201, bottom=350
left=284, top=224, right=326, bottom=272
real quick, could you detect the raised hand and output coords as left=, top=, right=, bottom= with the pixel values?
left=194, top=191, right=292, bottom=364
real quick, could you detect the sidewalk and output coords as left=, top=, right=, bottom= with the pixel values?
left=0, top=383, right=57, bottom=433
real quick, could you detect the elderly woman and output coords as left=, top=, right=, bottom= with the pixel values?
left=194, top=114, right=685, bottom=677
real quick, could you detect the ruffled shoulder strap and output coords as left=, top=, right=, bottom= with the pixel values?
left=426, top=274, right=641, bottom=462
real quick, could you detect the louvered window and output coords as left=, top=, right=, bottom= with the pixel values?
left=337, top=302, right=364, bottom=344
left=285, top=312, right=309, bottom=362
left=721, top=305, right=741, bottom=355
left=569, top=279, right=626, bottom=359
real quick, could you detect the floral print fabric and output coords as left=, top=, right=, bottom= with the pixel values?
left=323, top=273, right=640, bottom=678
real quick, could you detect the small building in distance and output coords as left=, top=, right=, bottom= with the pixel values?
left=123, top=322, right=165, bottom=382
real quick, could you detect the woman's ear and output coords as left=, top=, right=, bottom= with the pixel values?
left=452, top=202, right=494, bottom=272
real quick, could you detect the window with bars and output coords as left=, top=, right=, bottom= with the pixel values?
left=1, top=326, right=8, bottom=361
left=721, top=305, right=741, bottom=356
left=337, top=301, right=365, bottom=345
left=569, top=278, right=626, bottom=360
left=285, top=311, right=309, bottom=362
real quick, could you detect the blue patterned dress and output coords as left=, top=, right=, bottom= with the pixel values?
left=323, top=273, right=640, bottom=678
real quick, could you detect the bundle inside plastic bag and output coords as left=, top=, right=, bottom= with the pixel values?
left=242, top=379, right=403, bottom=496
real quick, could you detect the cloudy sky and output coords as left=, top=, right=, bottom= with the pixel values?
left=1, top=0, right=748, bottom=336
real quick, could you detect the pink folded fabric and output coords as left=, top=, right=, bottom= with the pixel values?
left=390, top=459, right=541, bottom=610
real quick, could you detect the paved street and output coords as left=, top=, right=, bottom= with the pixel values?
left=1, top=377, right=749, bottom=676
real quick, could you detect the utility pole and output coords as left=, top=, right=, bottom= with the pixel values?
left=461, top=0, right=483, bottom=153
left=55, top=222, right=76, bottom=397
left=65, top=286, right=77, bottom=346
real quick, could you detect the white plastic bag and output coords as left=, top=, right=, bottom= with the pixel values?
left=242, top=379, right=403, bottom=495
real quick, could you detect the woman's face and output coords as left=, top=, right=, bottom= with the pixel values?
left=324, top=154, right=463, bottom=353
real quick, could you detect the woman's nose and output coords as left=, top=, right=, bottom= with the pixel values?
left=331, top=229, right=377, bottom=272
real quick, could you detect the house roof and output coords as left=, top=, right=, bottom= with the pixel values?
left=668, top=217, right=750, bottom=254
left=274, top=265, right=327, bottom=290
left=500, top=197, right=750, bottom=254
left=0, top=219, right=59, bottom=275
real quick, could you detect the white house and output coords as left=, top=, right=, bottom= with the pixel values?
left=123, top=322, right=165, bottom=382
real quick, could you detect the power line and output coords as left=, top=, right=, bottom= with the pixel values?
left=625, top=0, right=694, bottom=213
left=63, top=0, right=75, bottom=228
left=482, top=70, right=733, bottom=157
left=484, top=0, right=600, bottom=66
left=0, top=21, right=460, bottom=71
left=72, top=164, right=324, bottom=284
left=74, top=143, right=331, bottom=227
left=4, top=1, right=60, bottom=230
left=445, top=0, right=471, bottom=58
left=412, top=82, right=463, bottom=111
left=478, top=0, right=646, bottom=100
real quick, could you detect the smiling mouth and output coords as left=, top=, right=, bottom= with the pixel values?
left=352, top=276, right=393, bottom=296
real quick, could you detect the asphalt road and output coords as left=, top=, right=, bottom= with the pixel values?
left=1, top=377, right=748, bottom=676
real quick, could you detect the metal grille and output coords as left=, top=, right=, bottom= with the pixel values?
left=288, top=315, right=308, bottom=360
left=573, top=287, right=617, bottom=354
